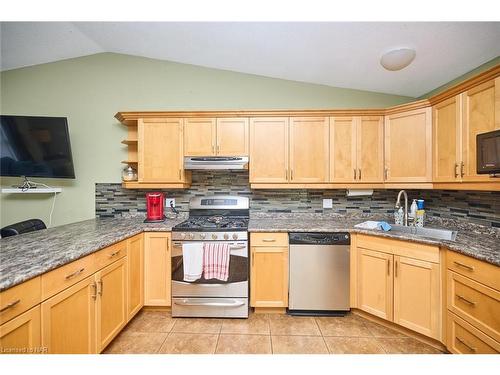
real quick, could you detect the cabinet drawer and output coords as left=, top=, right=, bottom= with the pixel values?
left=0, top=277, right=41, bottom=325
left=447, top=271, right=500, bottom=342
left=447, top=251, right=500, bottom=291
left=41, top=255, right=95, bottom=300
left=356, top=234, right=439, bottom=263
left=447, top=311, right=499, bottom=354
left=94, top=241, right=127, bottom=270
left=250, top=232, right=289, bottom=247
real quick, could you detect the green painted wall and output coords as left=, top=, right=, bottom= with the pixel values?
left=0, top=52, right=415, bottom=228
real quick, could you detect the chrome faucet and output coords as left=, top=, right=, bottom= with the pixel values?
left=395, top=190, right=413, bottom=226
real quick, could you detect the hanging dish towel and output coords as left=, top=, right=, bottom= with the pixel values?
left=203, top=242, right=231, bottom=281
left=182, top=242, right=204, bottom=282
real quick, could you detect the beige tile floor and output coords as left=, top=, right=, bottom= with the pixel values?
left=104, top=310, right=444, bottom=354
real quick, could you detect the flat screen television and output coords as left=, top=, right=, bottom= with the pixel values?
left=0, top=115, right=76, bottom=179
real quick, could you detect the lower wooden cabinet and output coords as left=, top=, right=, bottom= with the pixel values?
left=250, top=233, right=289, bottom=308
left=41, top=276, right=97, bottom=354
left=144, top=232, right=172, bottom=306
left=357, top=248, right=393, bottom=321
left=96, top=258, right=128, bottom=352
left=393, top=255, right=441, bottom=339
left=447, top=311, right=499, bottom=354
left=0, top=305, right=41, bottom=354
left=127, top=234, right=144, bottom=319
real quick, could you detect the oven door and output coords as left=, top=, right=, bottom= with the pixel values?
left=171, top=240, right=248, bottom=298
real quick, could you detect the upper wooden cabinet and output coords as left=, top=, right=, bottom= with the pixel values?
left=289, top=117, right=329, bottom=183
left=384, top=107, right=432, bottom=183
left=249, top=117, right=289, bottom=183
left=138, top=118, right=188, bottom=183
left=250, top=117, right=329, bottom=184
left=184, top=117, right=249, bottom=156
left=330, top=116, right=384, bottom=183
left=461, top=79, right=498, bottom=182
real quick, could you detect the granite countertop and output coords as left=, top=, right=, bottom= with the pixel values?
left=248, top=213, right=500, bottom=267
left=1, top=212, right=498, bottom=292
left=0, top=214, right=187, bottom=291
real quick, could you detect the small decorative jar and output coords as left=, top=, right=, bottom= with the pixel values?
left=122, top=165, right=138, bottom=181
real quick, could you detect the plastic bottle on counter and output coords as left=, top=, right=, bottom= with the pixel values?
left=416, top=199, right=425, bottom=227
left=409, top=199, right=418, bottom=223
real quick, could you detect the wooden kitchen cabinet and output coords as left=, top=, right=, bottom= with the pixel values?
left=216, top=118, right=249, bottom=156
left=96, top=258, right=128, bottom=352
left=249, top=117, right=289, bottom=183
left=393, top=255, right=441, bottom=339
left=127, top=234, right=144, bottom=320
left=330, top=116, right=384, bottom=183
left=0, top=306, right=41, bottom=354
left=184, top=118, right=216, bottom=156
left=144, top=232, right=171, bottom=306
left=41, top=276, right=97, bottom=354
left=289, top=117, right=329, bottom=183
left=461, top=78, right=498, bottom=182
left=357, top=248, right=393, bottom=321
left=138, top=118, right=187, bottom=183
left=250, top=233, right=289, bottom=308
left=384, top=107, right=432, bottom=182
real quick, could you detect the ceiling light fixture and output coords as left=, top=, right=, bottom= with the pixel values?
left=380, top=48, right=416, bottom=71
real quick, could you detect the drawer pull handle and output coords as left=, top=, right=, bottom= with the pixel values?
left=456, top=337, right=476, bottom=352
left=456, top=294, right=477, bottom=306
left=65, top=268, right=85, bottom=280
left=262, top=239, right=276, bottom=242
left=453, top=261, right=474, bottom=271
left=0, top=299, right=21, bottom=313
left=109, top=250, right=121, bottom=258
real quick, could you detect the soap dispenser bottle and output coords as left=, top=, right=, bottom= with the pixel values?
left=409, top=199, right=418, bottom=224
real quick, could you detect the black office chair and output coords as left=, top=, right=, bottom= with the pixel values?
left=1, top=219, right=47, bottom=238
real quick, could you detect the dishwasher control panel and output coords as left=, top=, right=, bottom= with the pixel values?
left=289, top=232, right=350, bottom=245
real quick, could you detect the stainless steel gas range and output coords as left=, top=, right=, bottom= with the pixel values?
left=171, top=195, right=249, bottom=318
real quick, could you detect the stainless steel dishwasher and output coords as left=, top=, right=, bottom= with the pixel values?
left=288, top=232, right=350, bottom=316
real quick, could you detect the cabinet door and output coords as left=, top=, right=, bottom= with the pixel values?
left=357, top=248, right=393, bottom=320
left=96, top=258, right=127, bottom=352
left=41, top=276, right=97, bottom=354
left=0, top=306, right=41, bottom=354
left=250, top=246, right=288, bottom=307
left=127, top=234, right=144, bottom=320
left=216, top=118, right=249, bottom=156
left=433, top=96, right=462, bottom=182
left=138, top=118, right=185, bottom=183
left=289, top=117, right=329, bottom=183
left=393, top=256, right=441, bottom=340
left=330, top=117, right=357, bottom=182
left=144, top=232, right=171, bottom=306
left=462, top=79, right=498, bottom=182
left=357, top=116, right=384, bottom=183
left=384, top=107, right=432, bottom=182
left=249, top=117, right=289, bottom=183
left=184, top=118, right=216, bottom=156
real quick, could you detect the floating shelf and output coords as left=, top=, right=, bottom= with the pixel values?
left=121, top=160, right=138, bottom=164
left=121, top=139, right=138, bottom=145
left=1, top=187, right=62, bottom=194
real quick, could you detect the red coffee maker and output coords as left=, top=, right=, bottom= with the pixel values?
left=144, top=192, right=165, bottom=222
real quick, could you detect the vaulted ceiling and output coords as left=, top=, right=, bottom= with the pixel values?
left=1, top=22, right=499, bottom=97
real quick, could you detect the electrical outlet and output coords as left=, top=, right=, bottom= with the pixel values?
left=322, top=199, right=333, bottom=209
left=165, top=198, right=175, bottom=208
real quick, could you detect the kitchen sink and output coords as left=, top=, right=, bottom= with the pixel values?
left=383, top=224, right=458, bottom=241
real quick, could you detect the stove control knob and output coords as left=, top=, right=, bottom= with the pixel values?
left=188, top=233, right=194, bottom=240
left=180, top=233, right=186, bottom=239
left=223, top=233, right=229, bottom=240
left=211, top=234, right=218, bottom=240
left=200, top=233, right=206, bottom=240
left=232, top=233, right=238, bottom=240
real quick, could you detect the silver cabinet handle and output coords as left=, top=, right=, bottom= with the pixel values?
left=460, top=162, right=465, bottom=177
left=174, top=300, right=245, bottom=308
left=453, top=261, right=474, bottom=271
left=456, top=337, right=476, bottom=353
left=454, top=163, right=459, bottom=178
left=65, top=267, right=85, bottom=280
left=178, top=169, right=182, bottom=180
left=456, top=294, right=477, bottom=306
left=262, top=239, right=276, bottom=242
left=91, top=282, right=97, bottom=300
left=108, top=250, right=121, bottom=258
left=395, top=259, right=398, bottom=277
left=358, top=168, right=361, bottom=180
left=217, top=144, right=220, bottom=154
left=387, top=259, right=390, bottom=276
left=0, top=299, right=21, bottom=313
left=97, top=280, right=103, bottom=296
left=384, top=168, right=388, bottom=180
left=353, top=169, right=357, bottom=180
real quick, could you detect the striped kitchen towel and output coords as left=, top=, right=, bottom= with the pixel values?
left=203, top=242, right=230, bottom=281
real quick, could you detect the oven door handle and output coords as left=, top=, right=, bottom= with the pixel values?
left=174, top=299, right=245, bottom=307
left=229, top=245, right=246, bottom=250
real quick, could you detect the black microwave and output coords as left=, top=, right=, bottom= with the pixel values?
left=477, top=129, right=500, bottom=174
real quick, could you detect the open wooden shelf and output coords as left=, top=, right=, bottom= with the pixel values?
left=121, top=139, right=138, bottom=145
left=122, top=181, right=191, bottom=189
left=121, top=160, right=138, bottom=164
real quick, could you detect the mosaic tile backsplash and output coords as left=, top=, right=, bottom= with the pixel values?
left=96, top=171, right=500, bottom=227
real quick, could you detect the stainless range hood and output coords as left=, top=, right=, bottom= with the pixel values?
left=184, top=156, right=249, bottom=170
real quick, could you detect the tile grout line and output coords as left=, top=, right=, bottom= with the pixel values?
left=314, top=317, right=331, bottom=354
